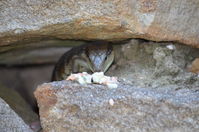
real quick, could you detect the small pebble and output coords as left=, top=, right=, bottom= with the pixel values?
left=166, top=44, right=176, bottom=50
left=107, top=83, right=118, bottom=89
left=109, top=99, right=114, bottom=106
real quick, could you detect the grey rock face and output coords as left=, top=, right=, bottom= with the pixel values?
left=0, top=84, right=39, bottom=125
left=35, top=81, right=199, bottom=132
left=0, top=98, right=33, bottom=132
left=0, top=40, right=85, bottom=65
left=109, top=39, right=199, bottom=89
left=0, top=0, right=199, bottom=48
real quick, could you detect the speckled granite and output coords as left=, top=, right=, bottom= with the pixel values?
left=35, top=80, right=199, bottom=132
left=0, top=98, right=33, bottom=132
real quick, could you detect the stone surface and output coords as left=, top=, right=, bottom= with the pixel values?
left=0, top=65, right=54, bottom=110
left=34, top=80, right=199, bottom=132
left=189, top=58, right=199, bottom=73
left=0, top=84, right=39, bottom=125
left=108, top=39, right=199, bottom=89
left=0, top=97, right=33, bottom=132
left=0, top=47, right=70, bottom=65
left=0, top=0, right=199, bottom=48
left=0, top=40, right=85, bottom=65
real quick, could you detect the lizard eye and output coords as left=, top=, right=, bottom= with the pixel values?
left=104, top=56, right=108, bottom=60
left=105, top=50, right=112, bottom=60
left=103, top=50, right=114, bottom=73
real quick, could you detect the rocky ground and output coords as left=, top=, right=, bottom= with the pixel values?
left=108, top=39, right=199, bottom=90
left=35, top=79, right=199, bottom=132
left=0, top=39, right=198, bottom=131
left=34, top=40, right=199, bottom=132
left=0, top=0, right=199, bottom=131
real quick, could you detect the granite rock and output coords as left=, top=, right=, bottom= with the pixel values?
left=34, top=81, right=199, bottom=132
left=0, top=97, right=33, bottom=132
left=0, top=0, right=199, bottom=48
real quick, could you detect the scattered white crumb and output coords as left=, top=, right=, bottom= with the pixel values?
left=92, top=72, right=118, bottom=88
left=166, top=44, right=176, bottom=50
left=109, top=99, right=114, bottom=106
left=106, top=83, right=118, bottom=89
left=66, top=72, right=118, bottom=88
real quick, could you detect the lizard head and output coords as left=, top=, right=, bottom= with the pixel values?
left=85, top=42, right=114, bottom=73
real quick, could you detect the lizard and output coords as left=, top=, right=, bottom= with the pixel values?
left=52, top=41, right=114, bottom=81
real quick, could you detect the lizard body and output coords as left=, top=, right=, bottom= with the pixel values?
left=52, top=41, right=114, bottom=81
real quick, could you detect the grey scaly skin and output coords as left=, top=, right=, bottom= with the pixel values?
left=52, top=41, right=114, bottom=81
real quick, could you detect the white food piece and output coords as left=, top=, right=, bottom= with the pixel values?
left=92, top=72, right=118, bottom=88
left=81, top=72, right=92, bottom=84
left=109, top=99, right=114, bottom=106
left=92, top=72, right=105, bottom=83
left=67, top=72, right=118, bottom=88
left=166, top=44, right=176, bottom=50
left=67, top=72, right=92, bottom=85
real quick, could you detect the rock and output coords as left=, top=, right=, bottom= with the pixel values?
left=0, top=84, right=39, bottom=125
left=0, top=97, right=33, bottom=132
left=108, top=39, right=199, bottom=89
left=189, top=58, right=199, bottom=73
left=0, top=0, right=199, bottom=48
left=34, top=81, right=199, bottom=132
left=153, top=46, right=181, bottom=76
left=0, top=65, right=54, bottom=110
left=0, top=47, right=70, bottom=65
left=0, top=40, right=85, bottom=65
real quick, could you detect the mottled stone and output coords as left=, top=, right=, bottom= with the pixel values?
left=189, top=58, right=199, bottom=73
left=0, top=0, right=199, bottom=48
left=0, top=65, right=54, bottom=109
left=0, top=97, right=33, bottom=132
left=34, top=81, right=199, bottom=132
left=0, top=40, right=85, bottom=65
left=0, top=84, right=39, bottom=125
left=108, top=40, right=199, bottom=89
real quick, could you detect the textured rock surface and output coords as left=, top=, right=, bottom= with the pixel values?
left=0, top=47, right=69, bottom=65
left=0, top=65, right=54, bottom=109
left=0, top=84, right=39, bottom=125
left=35, top=81, right=199, bottom=132
left=0, top=0, right=199, bottom=48
left=0, top=40, right=84, bottom=65
left=189, top=58, right=199, bottom=73
left=0, top=97, right=33, bottom=132
left=108, top=39, right=199, bottom=89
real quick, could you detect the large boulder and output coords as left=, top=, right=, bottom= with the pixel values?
left=34, top=81, right=199, bottom=132
left=0, top=0, right=199, bottom=48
